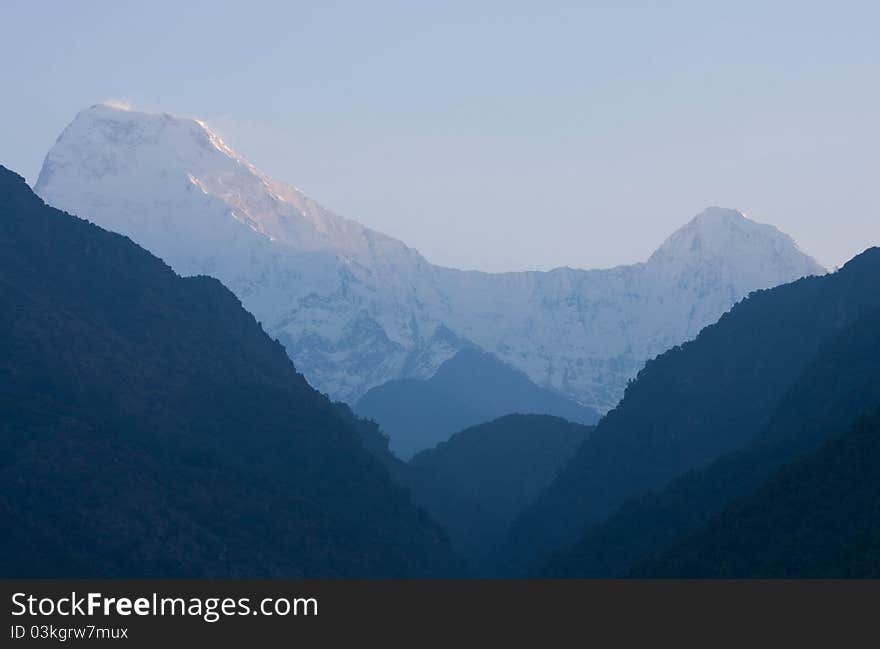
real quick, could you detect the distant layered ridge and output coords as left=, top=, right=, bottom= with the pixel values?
left=356, top=347, right=597, bottom=458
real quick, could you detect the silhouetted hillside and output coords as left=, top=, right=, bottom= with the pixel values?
left=0, top=165, right=463, bottom=578
left=502, top=248, right=880, bottom=573
left=331, top=406, right=577, bottom=570
left=632, top=409, right=880, bottom=577
left=355, top=347, right=598, bottom=459
left=538, top=304, right=880, bottom=576
left=412, top=415, right=591, bottom=523
left=409, top=415, right=592, bottom=571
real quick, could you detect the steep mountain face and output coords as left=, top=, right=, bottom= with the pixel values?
left=35, top=104, right=825, bottom=413
left=355, top=347, right=598, bottom=458
left=500, top=249, right=880, bottom=575
left=538, top=298, right=880, bottom=577
left=632, top=409, right=880, bottom=578
left=0, top=165, right=463, bottom=578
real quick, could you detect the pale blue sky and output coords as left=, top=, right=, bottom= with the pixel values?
left=1, top=1, right=877, bottom=271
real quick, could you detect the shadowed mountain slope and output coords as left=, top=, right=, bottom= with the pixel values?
left=501, top=248, right=880, bottom=574
left=538, top=301, right=880, bottom=576
left=632, top=409, right=880, bottom=577
left=411, top=415, right=592, bottom=524
left=0, top=165, right=463, bottom=578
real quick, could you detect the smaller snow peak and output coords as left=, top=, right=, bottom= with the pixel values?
left=652, top=206, right=760, bottom=263
left=648, top=206, right=825, bottom=279
left=673, top=207, right=757, bottom=249
left=688, top=206, right=750, bottom=227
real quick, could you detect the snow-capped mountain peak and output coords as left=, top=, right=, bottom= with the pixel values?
left=35, top=105, right=826, bottom=412
left=655, top=207, right=807, bottom=258
left=648, top=206, right=823, bottom=296
left=36, top=104, right=414, bottom=267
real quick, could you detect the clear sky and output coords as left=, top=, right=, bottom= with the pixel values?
left=1, top=1, right=877, bottom=271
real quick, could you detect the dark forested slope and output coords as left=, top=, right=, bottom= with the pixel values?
left=0, top=166, right=463, bottom=578
left=411, top=415, right=591, bottom=524
left=503, top=248, right=880, bottom=573
left=632, top=409, right=880, bottom=577
left=538, top=303, right=880, bottom=576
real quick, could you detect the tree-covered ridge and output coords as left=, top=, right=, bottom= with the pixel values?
left=409, top=414, right=592, bottom=569
left=412, top=414, right=592, bottom=524
left=537, top=303, right=880, bottom=577
left=504, top=247, right=880, bottom=573
left=334, top=404, right=590, bottom=572
left=0, top=165, right=463, bottom=578
left=632, top=409, right=880, bottom=577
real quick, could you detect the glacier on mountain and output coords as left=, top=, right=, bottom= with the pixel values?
left=34, top=104, right=826, bottom=412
